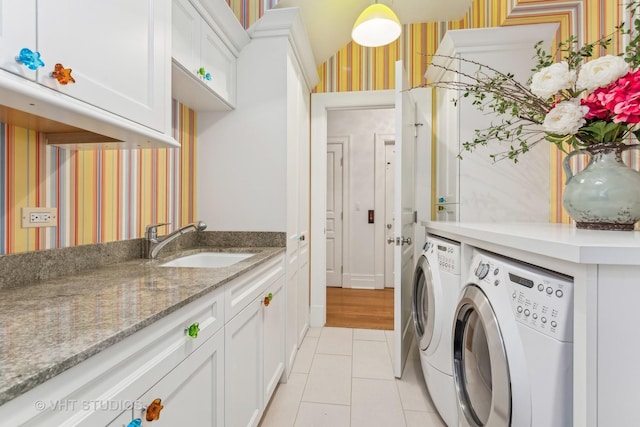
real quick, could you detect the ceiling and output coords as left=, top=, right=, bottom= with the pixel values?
left=274, top=0, right=473, bottom=66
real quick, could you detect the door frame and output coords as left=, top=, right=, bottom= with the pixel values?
left=310, top=90, right=395, bottom=327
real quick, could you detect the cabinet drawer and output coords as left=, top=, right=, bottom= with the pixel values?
left=0, top=286, right=224, bottom=427
left=135, top=328, right=225, bottom=426
left=224, top=255, right=285, bottom=323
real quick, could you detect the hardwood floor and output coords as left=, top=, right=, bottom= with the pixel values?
left=325, top=287, right=394, bottom=330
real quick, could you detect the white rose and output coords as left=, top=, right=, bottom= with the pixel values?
left=576, top=55, right=629, bottom=91
left=530, top=62, right=576, bottom=99
left=542, top=100, right=589, bottom=135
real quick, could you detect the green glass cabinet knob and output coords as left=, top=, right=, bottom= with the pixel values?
left=186, top=322, right=200, bottom=338
left=198, top=67, right=206, bottom=76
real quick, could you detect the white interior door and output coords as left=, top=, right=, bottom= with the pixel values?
left=384, top=141, right=395, bottom=288
left=375, top=133, right=395, bottom=290
left=393, top=60, right=416, bottom=378
left=326, top=140, right=344, bottom=287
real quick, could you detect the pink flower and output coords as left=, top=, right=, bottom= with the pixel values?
left=580, top=69, right=640, bottom=124
left=581, top=91, right=611, bottom=120
left=610, top=70, right=640, bottom=123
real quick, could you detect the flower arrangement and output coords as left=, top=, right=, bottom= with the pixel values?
left=425, top=1, right=640, bottom=162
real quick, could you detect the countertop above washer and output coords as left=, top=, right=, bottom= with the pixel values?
left=422, top=222, right=640, bottom=265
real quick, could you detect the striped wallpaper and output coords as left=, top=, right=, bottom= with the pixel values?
left=0, top=100, right=197, bottom=255
left=2, top=1, right=637, bottom=256
left=229, top=0, right=640, bottom=224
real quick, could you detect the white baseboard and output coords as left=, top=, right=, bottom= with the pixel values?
left=310, top=304, right=325, bottom=327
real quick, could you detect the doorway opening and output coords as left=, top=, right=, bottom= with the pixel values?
left=310, top=89, right=396, bottom=329
left=324, top=107, right=395, bottom=329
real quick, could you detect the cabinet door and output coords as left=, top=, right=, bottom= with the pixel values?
left=137, top=329, right=225, bottom=426
left=285, top=254, right=298, bottom=376
left=434, top=83, right=459, bottom=206
left=295, top=63, right=310, bottom=344
left=225, top=299, right=263, bottom=427
left=286, top=51, right=301, bottom=353
left=263, top=276, right=285, bottom=401
left=199, top=21, right=236, bottom=105
left=0, top=0, right=36, bottom=77
left=172, top=0, right=201, bottom=75
left=106, top=411, right=135, bottom=427
left=36, top=0, right=169, bottom=132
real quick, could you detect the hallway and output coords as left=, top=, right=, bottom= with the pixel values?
left=325, top=288, right=394, bottom=330
left=259, top=327, right=447, bottom=427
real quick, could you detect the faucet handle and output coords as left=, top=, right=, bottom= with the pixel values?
left=145, top=222, right=170, bottom=239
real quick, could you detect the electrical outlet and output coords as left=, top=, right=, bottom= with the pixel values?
left=21, top=207, right=57, bottom=228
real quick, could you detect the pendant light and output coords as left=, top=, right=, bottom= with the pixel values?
left=351, top=1, right=401, bottom=47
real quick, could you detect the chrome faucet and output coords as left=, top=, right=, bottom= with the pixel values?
left=145, top=221, right=207, bottom=259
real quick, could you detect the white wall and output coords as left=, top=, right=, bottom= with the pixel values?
left=328, top=108, right=394, bottom=288
left=197, top=37, right=288, bottom=231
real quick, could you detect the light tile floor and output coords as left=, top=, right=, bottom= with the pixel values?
left=259, top=327, right=448, bottom=427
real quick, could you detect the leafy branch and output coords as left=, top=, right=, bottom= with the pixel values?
left=412, top=1, right=640, bottom=162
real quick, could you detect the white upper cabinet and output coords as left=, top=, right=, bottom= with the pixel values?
left=171, top=0, right=248, bottom=111
left=172, top=0, right=202, bottom=74
left=0, top=0, right=36, bottom=77
left=0, top=0, right=178, bottom=149
left=36, top=0, right=169, bottom=132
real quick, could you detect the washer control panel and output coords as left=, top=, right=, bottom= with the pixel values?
left=427, top=236, right=460, bottom=275
left=476, top=256, right=573, bottom=342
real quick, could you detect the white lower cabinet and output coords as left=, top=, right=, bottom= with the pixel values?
left=107, top=411, right=135, bottom=426
left=0, top=254, right=286, bottom=427
left=263, top=273, right=285, bottom=402
left=225, top=298, right=264, bottom=427
left=136, top=328, right=225, bottom=426
left=225, top=263, right=285, bottom=427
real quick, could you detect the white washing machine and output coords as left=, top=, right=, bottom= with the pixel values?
left=452, top=249, right=574, bottom=427
left=412, top=234, right=461, bottom=427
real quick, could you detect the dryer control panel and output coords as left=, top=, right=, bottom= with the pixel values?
left=427, top=236, right=461, bottom=275
left=477, top=256, right=573, bottom=342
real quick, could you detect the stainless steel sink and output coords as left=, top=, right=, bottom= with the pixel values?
left=159, top=252, right=255, bottom=268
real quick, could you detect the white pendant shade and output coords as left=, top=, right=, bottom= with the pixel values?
left=351, top=4, right=402, bottom=47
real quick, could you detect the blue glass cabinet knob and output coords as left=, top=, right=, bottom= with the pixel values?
left=15, top=48, right=45, bottom=70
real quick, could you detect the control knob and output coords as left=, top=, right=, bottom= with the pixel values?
left=475, top=261, right=490, bottom=279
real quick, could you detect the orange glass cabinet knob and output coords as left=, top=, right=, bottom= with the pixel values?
left=263, top=292, right=273, bottom=306
left=145, top=398, right=164, bottom=421
left=51, top=63, right=75, bottom=85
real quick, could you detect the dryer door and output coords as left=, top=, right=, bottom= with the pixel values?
left=453, top=285, right=511, bottom=427
left=412, top=254, right=437, bottom=351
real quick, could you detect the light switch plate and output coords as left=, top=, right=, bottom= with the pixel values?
left=21, top=207, right=58, bottom=228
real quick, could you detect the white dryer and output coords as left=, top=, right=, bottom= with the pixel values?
left=453, top=249, right=574, bottom=427
left=412, top=234, right=461, bottom=427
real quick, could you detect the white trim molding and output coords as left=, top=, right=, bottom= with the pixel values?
left=309, top=90, right=395, bottom=327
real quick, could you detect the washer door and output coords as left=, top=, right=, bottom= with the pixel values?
left=453, top=285, right=511, bottom=427
left=412, top=254, right=436, bottom=351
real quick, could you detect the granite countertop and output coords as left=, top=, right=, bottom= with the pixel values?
left=0, top=245, right=284, bottom=406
